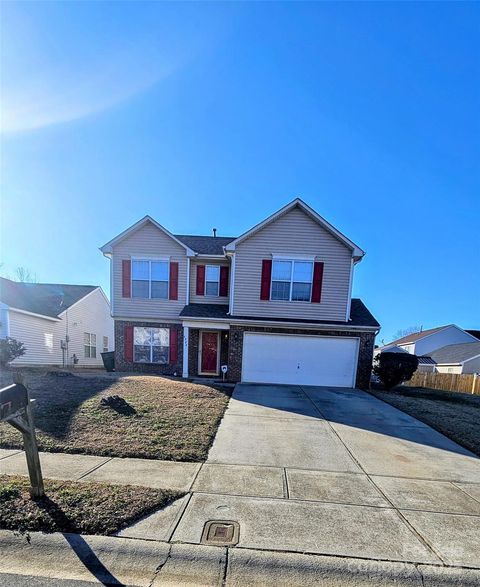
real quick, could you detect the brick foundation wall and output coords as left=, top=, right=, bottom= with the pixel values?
left=227, top=325, right=375, bottom=389
left=114, top=320, right=183, bottom=375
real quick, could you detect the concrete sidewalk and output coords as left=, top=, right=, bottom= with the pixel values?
left=0, top=448, right=200, bottom=492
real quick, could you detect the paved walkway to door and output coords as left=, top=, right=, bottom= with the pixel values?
left=122, top=384, right=480, bottom=568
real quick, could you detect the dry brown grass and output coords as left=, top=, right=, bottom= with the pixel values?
left=0, top=474, right=181, bottom=535
left=370, top=386, right=480, bottom=457
left=0, top=371, right=230, bottom=461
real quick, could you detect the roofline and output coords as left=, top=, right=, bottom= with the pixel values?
left=57, top=287, right=110, bottom=317
left=179, top=315, right=379, bottom=331
left=382, top=324, right=454, bottom=348
left=8, top=307, right=62, bottom=322
left=433, top=353, right=480, bottom=366
left=224, top=198, right=365, bottom=259
left=99, top=216, right=195, bottom=257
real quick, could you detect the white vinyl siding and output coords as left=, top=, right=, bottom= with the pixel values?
left=413, top=326, right=479, bottom=356
left=8, top=311, right=62, bottom=365
left=232, top=206, right=353, bottom=321
left=112, top=222, right=187, bottom=318
left=189, top=259, right=230, bottom=305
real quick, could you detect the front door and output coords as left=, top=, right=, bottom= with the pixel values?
left=200, top=331, right=219, bottom=375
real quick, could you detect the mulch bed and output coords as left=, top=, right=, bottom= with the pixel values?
left=0, top=474, right=182, bottom=535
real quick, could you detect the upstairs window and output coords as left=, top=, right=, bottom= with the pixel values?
left=205, top=265, right=220, bottom=296
left=133, top=327, right=169, bottom=364
left=84, top=333, right=97, bottom=358
left=271, top=260, right=313, bottom=302
left=132, top=259, right=169, bottom=299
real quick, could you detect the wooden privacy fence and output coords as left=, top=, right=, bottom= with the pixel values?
left=407, top=371, right=480, bottom=395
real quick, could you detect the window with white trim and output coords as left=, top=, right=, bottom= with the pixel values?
left=205, top=265, right=220, bottom=296
left=132, top=259, right=169, bottom=299
left=271, top=260, right=313, bottom=302
left=84, top=333, right=97, bottom=358
left=134, top=327, right=169, bottom=364
left=103, top=336, right=109, bottom=352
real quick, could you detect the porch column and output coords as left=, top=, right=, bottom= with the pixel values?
left=182, top=326, right=189, bottom=378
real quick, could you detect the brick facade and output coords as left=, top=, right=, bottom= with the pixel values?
left=114, top=320, right=183, bottom=375
left=227, top=325, right=375, bottom=389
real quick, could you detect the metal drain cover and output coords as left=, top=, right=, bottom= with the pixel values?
left=201, top=520, right=240, bottom=546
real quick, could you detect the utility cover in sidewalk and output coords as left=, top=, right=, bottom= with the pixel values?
left=201, top=520, right=240, bottom=546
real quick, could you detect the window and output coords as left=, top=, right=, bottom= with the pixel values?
left=103, top=336, right=109, bottom=352
left=134, top=327, right=169, bottom=364
left=271, top=260, right=313, bottom=302
left=84, top=333, right=96, bottom=358
left=205, top=265, right=220, bottom=296
left=132, top=259, right=169, bottom=299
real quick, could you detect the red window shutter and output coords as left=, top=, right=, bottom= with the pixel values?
left=311, top=261, right=324, bottom=303
left=196, top=265, right=205, bottom=296
left=260, top=260, right=272, bottom=300
left=124, top=325, right=133, bottom=362
left=169, top=327, right=178, bottom=364
left=169, top=262, right=179, bottom=300
left=219, top=266, right=229, bottom=297
left=122, top=260, right=131, bottom=298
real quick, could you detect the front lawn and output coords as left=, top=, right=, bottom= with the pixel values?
left=0, top=474, right=181, bottom=535
left=370, top=386, right=480, bottom=457
left=0, top=372, right=230, bottom=461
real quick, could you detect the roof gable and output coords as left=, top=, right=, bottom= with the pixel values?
left=382, top=324, right=478, bottom=349
left=0, top=277, right=98, bottom=319
left=100, top=216, right=195, bottom=256
left=224, top=198, right=364, bottom=259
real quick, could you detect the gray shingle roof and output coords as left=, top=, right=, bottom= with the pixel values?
left=174, top=235, right=235, bottom=255
left=180, top=298, right=379, bottom=328
left=0, top=277, right=98, bottom=319
left=424, top=342, right=480, bottom=365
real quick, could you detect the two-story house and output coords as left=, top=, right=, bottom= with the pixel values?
left=100, top=199, right=379, bottom=388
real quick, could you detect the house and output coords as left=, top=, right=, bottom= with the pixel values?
left=378, top=325, right=478, bottom=357
left=419, top=342, right=480, bottom=374
left=100, top=198, right=380, bottom=388
left=0, top=277, right=114, bottom=367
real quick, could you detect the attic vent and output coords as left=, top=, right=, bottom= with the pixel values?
left=212, top=228, right=217, bottom=238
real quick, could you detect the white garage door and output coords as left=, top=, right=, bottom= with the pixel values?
left=242, top=333, right=359, bottom=387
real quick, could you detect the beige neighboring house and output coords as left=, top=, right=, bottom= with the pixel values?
left=100, top=198, right=380, bottom=389
left=0, top=277, right=114, bottom=367
left=419, top=342, right=480, bottom=375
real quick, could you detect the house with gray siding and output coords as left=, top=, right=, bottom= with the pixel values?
left=0, top=277, right=114, bottom=368
left=100, top=198, right=379, bottom=388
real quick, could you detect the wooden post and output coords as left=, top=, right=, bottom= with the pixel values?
left=2, top=374, right=45, bottom=498
left=473, top=373, right=479, bottom=395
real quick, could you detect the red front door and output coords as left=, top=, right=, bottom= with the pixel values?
left=201, top=332, right=218, bottom=374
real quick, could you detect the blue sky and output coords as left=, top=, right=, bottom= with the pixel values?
left=1, top=1, right=479, bottom=343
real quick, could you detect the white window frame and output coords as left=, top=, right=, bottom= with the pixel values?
left=205, top=265, right=220, bottom=297
left=133, top=326, right=170, bottom=364
left=270, top=259, right=314, bottom=302
left=131, top=257, right=170, bottom=300
left=103, top=336, right=109, bottom=353
left=84, top=332, right=97, bottom=358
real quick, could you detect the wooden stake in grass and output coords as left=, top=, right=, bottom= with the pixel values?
left=0, top=373, right=45, bottom=498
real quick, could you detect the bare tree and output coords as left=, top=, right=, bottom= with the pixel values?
left=393, top=325, right=422, bottom=340
left=14, top=266, right=37, bottom=283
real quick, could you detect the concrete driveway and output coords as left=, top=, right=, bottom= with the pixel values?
left=124, top=384, right=480, bottom=569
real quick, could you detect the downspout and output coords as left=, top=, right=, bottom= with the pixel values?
left=228, top=252, right=236, bottom=315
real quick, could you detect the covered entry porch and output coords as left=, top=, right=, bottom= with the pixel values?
left=182, top=320, right=230, bottom=379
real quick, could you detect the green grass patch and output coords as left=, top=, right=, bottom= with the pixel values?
left=0, top=474, right=182, bottom=535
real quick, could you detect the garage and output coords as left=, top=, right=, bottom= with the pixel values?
left=241, top=332, right=359, bottom=387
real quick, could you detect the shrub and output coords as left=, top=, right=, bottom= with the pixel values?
left=0, top=337, right=26, bottom=368
left=373, top=352, right=419, bottom=390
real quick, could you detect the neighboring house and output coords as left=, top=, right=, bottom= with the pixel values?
left=378, top=325, right=478, bottom=357
left=100, top=198, right=379, bottom=388
left=419, top=342, right=480, bottom=374
left=0, top=277, right=114, bottom=367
